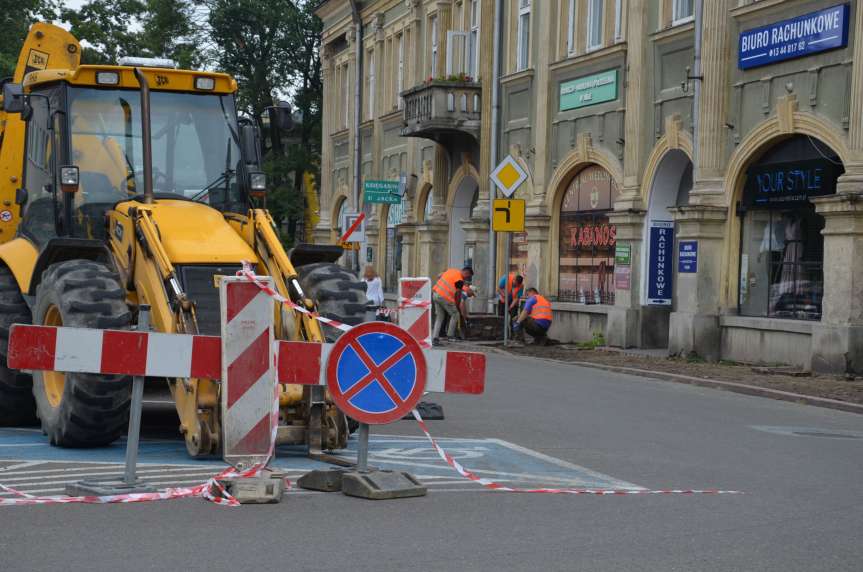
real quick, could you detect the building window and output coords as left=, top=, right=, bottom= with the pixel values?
left=566, top=0, right=576, bottom=55
left=614, top=0, right=623, bottom=41
left=737, top=137, right=843, bottom=321
left=397, top=34, right=405, bottom=108
left=558, top=165, right=619, bottom=304
left=422, top=188, right=434, bottom=222
left=587, top=0, right=603, bottom=52
left=367, top=49, right=375, bottom=120
left=468, top=0, right=480, bottom=78
left=341, top=64, right=349, bottom=130
left=430, top=15, right=439, bottom=77
left=673, top=0, right=694, bottom=25
left=516, top=0, right=530, bottom=71
left=385, top=201, right=404, bottom=291
left=510, top=231, right=529, bottom=274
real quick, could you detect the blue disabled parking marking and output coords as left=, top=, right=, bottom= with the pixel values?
left=0, top=427, right=641, bottom=490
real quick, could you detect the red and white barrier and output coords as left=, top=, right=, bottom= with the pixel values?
left=398, top=277, right=432, bottom=347
left=275, top=341, right=484, bottom=395
left=220, top=277, right=276, bottom=468
left=7, top=326, right=220, bottom=379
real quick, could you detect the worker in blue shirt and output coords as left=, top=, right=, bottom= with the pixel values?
left=514, top=288, right=553, bottom=345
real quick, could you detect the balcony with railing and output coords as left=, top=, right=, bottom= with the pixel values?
left=400, top=80, right=482, bottom=143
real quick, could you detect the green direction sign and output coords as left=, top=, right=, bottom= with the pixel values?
left=364, top=180, right=401, bottom=204
left=560, top=69, right=618, bottom=111
left=615, top=243, right=631, bottom=266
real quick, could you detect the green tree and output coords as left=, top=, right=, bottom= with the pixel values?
left=59, top=0, right=199, bottom=67
left=201, top=0, right=322, bottom=244
left=0, top=0, right=57, bottom=78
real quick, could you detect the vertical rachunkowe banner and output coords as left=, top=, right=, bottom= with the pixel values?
left=220, top=276, right=275, bottom=469
left=647, top=221, right=674, bottom=306
left=398, top=277, right=432, bottom=348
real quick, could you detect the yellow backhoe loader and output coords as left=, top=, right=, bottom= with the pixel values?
left=0, top=23, right=369, bottom=457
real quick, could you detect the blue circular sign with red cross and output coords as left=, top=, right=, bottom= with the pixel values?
left=326, top=322, right=427, bottom=425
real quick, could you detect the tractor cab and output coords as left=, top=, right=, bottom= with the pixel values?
left=7, top=62, right=267, bottom=245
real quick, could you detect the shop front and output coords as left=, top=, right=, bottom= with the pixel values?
left=545, top=164, right=620, bottom=344
left=722, top=135, right=844, bottom=368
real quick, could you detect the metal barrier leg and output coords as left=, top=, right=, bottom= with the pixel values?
left=66, top=306, right=156, bottom=496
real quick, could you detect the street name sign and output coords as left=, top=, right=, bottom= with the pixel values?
left=364, top=180, right=402, bottom=204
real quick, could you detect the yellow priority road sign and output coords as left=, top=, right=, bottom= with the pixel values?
left=490, top=155, right=528, bottom=198
left=492, top=199, right=526, bottom=232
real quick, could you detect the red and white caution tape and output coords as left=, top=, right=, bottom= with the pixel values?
left=240, top=264, right=431, bottom=348
left=239, top=265, right=354, bottom=334
left=410, top=410, right=742, bottom=496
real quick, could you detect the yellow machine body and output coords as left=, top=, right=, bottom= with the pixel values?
left=0, top=24, right=351, bottom=457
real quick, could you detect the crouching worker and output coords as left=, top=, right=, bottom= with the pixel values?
left=513, top=288, right=552, bottom=345
left=432, top=266, right=474, bottom=342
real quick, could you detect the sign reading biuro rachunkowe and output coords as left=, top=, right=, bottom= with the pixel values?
left=738, top=3, right=849, bottom=70
left=560, top=69, right=617, bottom=111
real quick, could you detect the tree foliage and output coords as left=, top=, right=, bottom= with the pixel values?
left=60, top=0, right=199, bottom=67
left=0, top=0, right=57, bottom=78
left=201, top=0, right=322, bottom=243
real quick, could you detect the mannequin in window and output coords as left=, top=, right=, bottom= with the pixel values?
left=774, top=212, right=803, bottom=312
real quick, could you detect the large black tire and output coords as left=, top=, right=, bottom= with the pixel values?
left=296, top=262, right=375, bottom=342
left=0, top=267, right=37, bottom=426
left=31, top=260, right=132, bottom=447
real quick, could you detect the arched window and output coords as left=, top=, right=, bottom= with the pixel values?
left=422, top=186, right=434, bottom=222
left=336, top=198, right=348, bottom=234
left=738, top=136, right=843, bottom=320
left=558, top=165, right=619, bottom=304
left=384, top=201, right=404, bottom=291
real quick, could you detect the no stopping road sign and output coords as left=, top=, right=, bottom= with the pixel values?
left=326, top=322, right=427, bottom=425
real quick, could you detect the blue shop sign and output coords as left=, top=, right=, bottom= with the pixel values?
left=647, top=221, right=674, bottom=306
left=678, top=241, right=698, bottom=274
left=738, top=4, right=849, bottom=70
left=744, top=158, right=843, bottom=207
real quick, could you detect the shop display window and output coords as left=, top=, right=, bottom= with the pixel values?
left=737, top=137, right=843, bottom=320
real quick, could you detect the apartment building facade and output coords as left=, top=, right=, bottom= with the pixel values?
left=315, top=0, right=863, bottom=374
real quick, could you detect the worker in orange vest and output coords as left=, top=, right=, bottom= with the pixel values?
left=514, top=288, right=553, bottom=345
left=497, top=273, right=524, bottom=318
left=432, top=266, right=474, bottom=341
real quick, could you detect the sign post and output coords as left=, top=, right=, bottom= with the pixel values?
left=490, top=156, right=529, bottom=345
left=326, top=322, right=428, bottom=499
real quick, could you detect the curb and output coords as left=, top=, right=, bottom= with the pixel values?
left=471, top=344, right=863, bottom=416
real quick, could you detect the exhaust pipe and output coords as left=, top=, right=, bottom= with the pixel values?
left=133, top=68, right=154, bottom=204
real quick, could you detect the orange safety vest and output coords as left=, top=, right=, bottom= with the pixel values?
left=433, top=268, right=463, bottom=303
left=529, top=295, right=553, bottom=323
left=499, top=273, right=523, bottom=302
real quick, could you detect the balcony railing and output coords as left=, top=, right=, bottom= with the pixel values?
left=400, top=80, right=482, bottom=142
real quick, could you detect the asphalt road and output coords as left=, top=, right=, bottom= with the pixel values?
left=2, top=352, right=862, bottom=572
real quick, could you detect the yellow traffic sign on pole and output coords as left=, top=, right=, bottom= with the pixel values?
left=490, top=155, right=528, bottom=198
left=492, top=199, right=526, bottom=232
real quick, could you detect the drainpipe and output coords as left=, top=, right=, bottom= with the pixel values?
left=692, top=0, right=702, bottom=173
left=487, top=0, right=502, bottom=312
left=349, top=0, right=363, bottom=271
